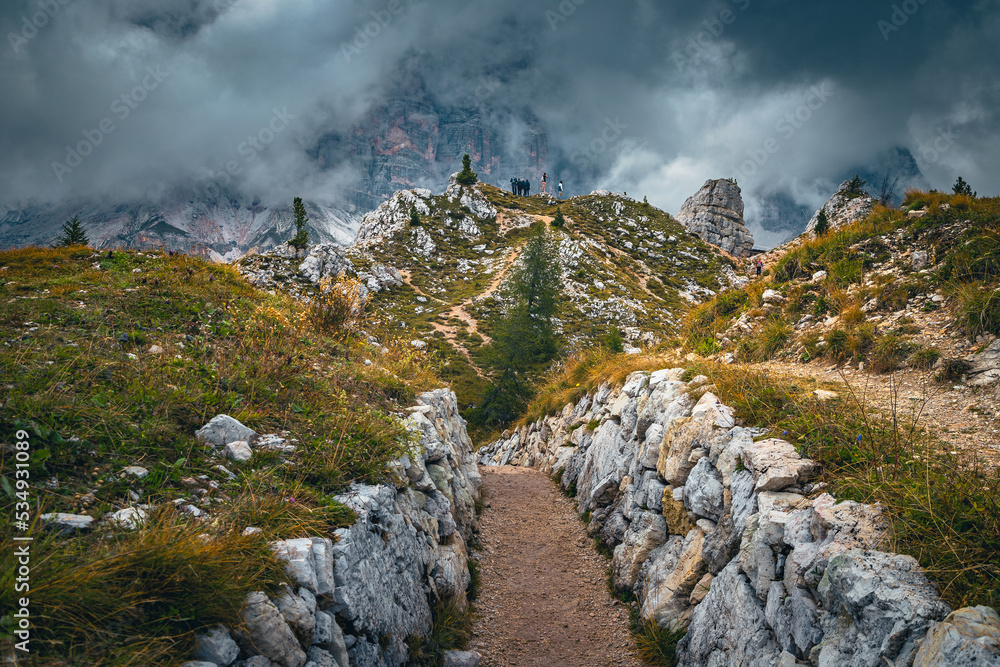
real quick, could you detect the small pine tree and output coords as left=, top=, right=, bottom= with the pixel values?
left=551, top=207, right=566, bottom=228
left=643, top=195, right=650, bottom=207
left=409, top=204, right=422, bottom=226
left=56, top=215, right=89, bottom=247
left=845, top=175, right=867, bottom=196
left=455, top=154, right=478, bottom=186
left=290, top=197, right=309, bottom=250
left=953, top=176, right=976, bottom=197
left=814, top=208, right=830, bottom=236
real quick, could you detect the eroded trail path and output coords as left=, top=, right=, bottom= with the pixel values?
left=472, top=466, right=645, bottom=667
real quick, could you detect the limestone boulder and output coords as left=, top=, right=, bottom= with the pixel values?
left=814, top=550, right=951, bottom=667
left=196, top=414, right=258, bottom=448
left=612, top=511, right=668, bottom=591
left=637, top=528, right=707, bottom=631
left=740, top=439, right=817, bottom=492
left=913, top=606, right=1000, bottom=666
left=966, top=339, right=1000, bottom=386
left=236, top=592, right=308, bottom=667
left=677, top=561, right=781, bottom=667
left=684, top=458, right=724, bottom=522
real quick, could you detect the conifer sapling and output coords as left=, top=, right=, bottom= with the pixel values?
left=455, top=154, right=478, bottom=186
left=56, top=215, right=89, bottom=247
left=551, top=207, right=566, bottom=228
left=290, top=197, right=310, bottom=250
left=814, top=208, right=830, bottom=236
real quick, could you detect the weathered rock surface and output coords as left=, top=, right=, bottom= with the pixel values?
left=298, top=244, right=354, bottom=285
left=190, top=390, right=480, bottom=667
left=39, top=512, right=94, bottom=532
left=805, top=180, right=875, bottom=234
left=478, top=366, right=999, bottom=666
left=966, top=339, right=1000, bottom=386
left=914, top=606, right=1000, bottom=666
left=676, top=179, right=755, bottom=257
left=237, top=592, right=308, bottom=667
left=442, top=650, right=483, bottom=667
left=193, top=625, right=241, bottom=666
left=196, top=414, right=258, bottom=448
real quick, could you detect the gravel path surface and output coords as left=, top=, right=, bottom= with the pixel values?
left=472, top=466, right=646, bottom=667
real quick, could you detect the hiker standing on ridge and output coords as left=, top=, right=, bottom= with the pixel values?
left=541, top=172, right=548, bottom=193
left=525, top=180, right=531, bottom=197
left=510, top=177, right=517, bottom=194
left=558, top=180, right=563, bottom=200
left=755, top=257, right=763, bottom=277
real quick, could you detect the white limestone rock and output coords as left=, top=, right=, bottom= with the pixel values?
left=805, top=180, right=875, bottom=234
left=40, top=512, right=94, bottom=532
left=196, top=414, right=258, bottom=448
left=193, top=625, right=240, bottom=666
left=237, top=592, right=308, bottom=667
left=298, top=244, right=354, bottom=285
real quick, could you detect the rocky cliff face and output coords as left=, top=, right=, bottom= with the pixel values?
left=320, top=95, right=547, bottom=214
left=478, top=371, right=1000, bottom=666
left=676, top=179, right=755, bottom=258
left=184, top=389, right=482, bottom=667
left=804, top=180, right=875, bottom=234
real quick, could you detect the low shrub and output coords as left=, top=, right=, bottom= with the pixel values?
left=910, top=346, right=941, bottom=370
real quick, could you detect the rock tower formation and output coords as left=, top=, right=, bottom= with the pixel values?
left=676, top=179, right=755, bottom=257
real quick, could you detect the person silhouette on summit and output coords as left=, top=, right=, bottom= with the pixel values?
left=525, top=180, right=531, bottom=197
left=510, top=177, right=516, bottom=194
left=557, top=180, right=563, bottom=200
left=541, top=172, right=548, bottom=193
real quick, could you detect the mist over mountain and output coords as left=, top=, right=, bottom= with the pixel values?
left=2, top=0, right=998, bottom=251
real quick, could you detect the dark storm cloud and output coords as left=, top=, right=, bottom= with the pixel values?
left=1, top=0, right=998, bottom=237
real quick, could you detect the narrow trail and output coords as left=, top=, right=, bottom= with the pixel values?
left=472, top=467, right=645, bottom=667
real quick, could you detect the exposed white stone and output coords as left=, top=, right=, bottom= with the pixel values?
left=40, top=512, right=93, bottom=532
left=224, top=440, right=253, bottom=462
left=196, top=414, right=258, bottom=448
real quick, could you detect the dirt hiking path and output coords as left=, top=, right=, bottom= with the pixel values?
left=472, top=467, right=645, bottom=667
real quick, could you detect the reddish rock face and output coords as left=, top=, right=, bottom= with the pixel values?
left=336, top=97, right=548, bottom=211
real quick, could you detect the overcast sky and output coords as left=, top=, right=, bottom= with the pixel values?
left=2, top=0, right=998, bottom=225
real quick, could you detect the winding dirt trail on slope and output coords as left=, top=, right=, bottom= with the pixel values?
left=472, top=466, right=645, bottom=667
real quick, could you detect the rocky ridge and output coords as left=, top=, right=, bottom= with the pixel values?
left=676, top=179, right=755, bottom=258
left=804, top=180, right=875, bottom=234
left=178, top=389, right=482, bottom=667
left=236, top=178, right=738, bottom=410
left=477, top=370, right=1000, bottom=666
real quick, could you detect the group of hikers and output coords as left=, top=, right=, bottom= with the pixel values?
left=510, top=177, right=531, bottom=197
left=508, top=172, right=564, bottom=199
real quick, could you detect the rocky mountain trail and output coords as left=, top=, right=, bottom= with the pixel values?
left=472, top=466, right=645, bottom=667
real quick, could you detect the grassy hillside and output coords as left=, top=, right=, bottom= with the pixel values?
left=516, top=190, right=1000, bottom=612
left=0, top=246, right=438, bottom=664
left=683, top=191, right=1000, bottom=370
left=345, top=184, right=734, bottom=423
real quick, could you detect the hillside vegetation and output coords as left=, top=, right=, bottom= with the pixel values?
left=0, top=246, right=438, bottom=664
left=685, top=191, right=1000, bottom=371
left=344, top=183, right=734, bottom=433
left=517, top=190, right=1000, bottom=615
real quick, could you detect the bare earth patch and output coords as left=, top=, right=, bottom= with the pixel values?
left=472, top=466, right=645, bottom=667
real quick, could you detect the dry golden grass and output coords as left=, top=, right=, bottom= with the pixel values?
left=521, top=348, right=684, bottom=424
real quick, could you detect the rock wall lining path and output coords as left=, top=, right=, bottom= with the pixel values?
left=183, top=389, right=482, bottom=667
left=478, top=370, right=1000, bottom=667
